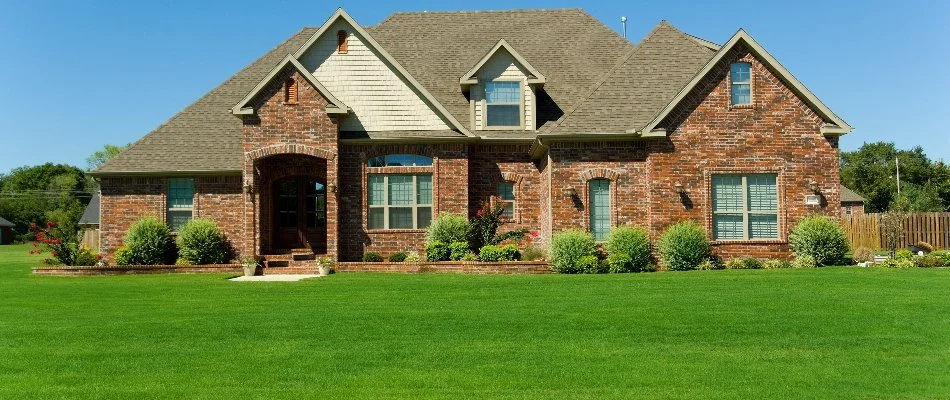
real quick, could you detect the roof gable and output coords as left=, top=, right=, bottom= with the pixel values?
left=636, top=29, right=852, bottom=137
left=293, top=8, right=472, bottom=136
left=0, top=216, right=13, bottom=227
left=231, top=55, right=348, bottom=115
left=460, top=39, right=546, bottom=89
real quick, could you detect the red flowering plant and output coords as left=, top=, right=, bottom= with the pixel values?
left=28, top=221, right=99, bottom=266
left=470, top=196, right=530, bottom=251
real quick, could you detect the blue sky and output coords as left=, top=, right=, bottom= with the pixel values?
left=0, top=0, right=947, bottom=173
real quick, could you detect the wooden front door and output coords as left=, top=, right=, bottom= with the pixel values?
left=273, top=177, right=327, bottom=252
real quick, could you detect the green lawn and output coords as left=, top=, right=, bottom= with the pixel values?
left=1, top=243, right=948, bottom=399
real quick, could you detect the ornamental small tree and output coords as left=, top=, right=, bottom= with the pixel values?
left=469, top=196, right=529, bottom=251
left=28, top=221, right=100, bottom=266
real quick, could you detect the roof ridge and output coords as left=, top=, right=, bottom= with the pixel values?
left=387, top=8, right=583, bottom=15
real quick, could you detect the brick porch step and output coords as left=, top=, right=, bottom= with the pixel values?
left=263, top=266, right=319, bottom=275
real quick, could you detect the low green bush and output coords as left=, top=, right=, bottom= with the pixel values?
left=176, top=218, right=227, bottom=265
left=460, top=253, right=477, bottom=261
left=606, top=253, right=632, bottom=273
left=425, top=214, right=471, bottom=245
left=448, top=241, right=470, bottom=261
left=605, top=226, right=651, bottom=272
left=123, top=217, right=174, bottom=265
left=578, top=255, right=606, bottom=274
left=425, top=241, right=450, bottom=262
left=792, top=255, right=817, bottom=268
left=763, top=259, right=793, bottom=269
left=880, top=257, right=915, bottom=269
left=114, top=247, right=133, bottom=266
left=388, top=252, right=408, bottom=262
left=521, top=246, right=546, bottom=261
left=789, top=216, right=849, bottom=266
left=852, top=247, right=874, bottom=263
left=404, top=251, right=422, bottom=263
left=498, top=244, right=521, bottom=261
left=73, top=248, right=99, bottom=266
left=362, top=252, right=383, bottom=262
left=915, top=254, right=944, bottom=268
left=549, top=230, right=596, bottom=273
left=931, top=250, right=950, bottom=265
left=479, top=245, right=502, bottom=262
left=696, top=259, right=723, bottom=270
left=725, top=257, right=762, bottom=270
left=658, top=221, right=711, bottom=271
left=894, top=249, right=914, bottom=260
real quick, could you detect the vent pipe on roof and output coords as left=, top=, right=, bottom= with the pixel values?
left=621, top=16, right=627, bottom=39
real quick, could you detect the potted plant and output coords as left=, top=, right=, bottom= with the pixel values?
left=240, top=256, right=259, bottom=277
left=316, top=256, right=335, bottom=276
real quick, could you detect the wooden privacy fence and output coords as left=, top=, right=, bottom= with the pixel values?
left=79, top=228, right=100, bottom=252
left=841, top=213, right=950, bottom=250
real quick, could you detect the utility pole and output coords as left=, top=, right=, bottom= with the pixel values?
left=896, top=157, right=901, bottom=195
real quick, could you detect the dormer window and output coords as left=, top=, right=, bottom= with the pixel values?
left=730, top=62, right=751, bottom=106
left=337, top=30, right=348, bottom=54
left=485, top=81, right=522, bottom=128
left=284, top=78, right=297, bottom=104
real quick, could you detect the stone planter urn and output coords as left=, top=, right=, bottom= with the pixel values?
left=317, top=256, right=335, bottom=276
left=240, top=257, right=259, bottom=277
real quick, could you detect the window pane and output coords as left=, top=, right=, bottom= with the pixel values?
left=389, top=207, right=413, bottom=229
left=747, top=174, right=777, bottom=211
left=731, top=83, right=751, bottom=105
left=413, top=155, right=433, bottom=166
left=730, top=63, right=750, bottom=83
left=368, top=175, right=385, bottom=205
left=485, top=81, right=520, bottom=103
left=168, top=178, right=194, bottom=209
left=487, top=105, right=520, bottom=126
left=749, top=214, right=778, bottom=239
left=501, top=202, right=514, bottom=219
left=385, top=154, right=416, bottom=167
left=306, top=181, right=326, bottom=228
left=368, top=208, right=385, bottom=229
left=417, top=207, right=432, bottom=229
left=497, top=182, right=514, bottom=200
left=416, top=175, right=432, bottom=205
left=168, top=210, right=192, bottom=232
left=712, top=175, right=743, bottom=212
left=589, top=179, right=611, bottom=241
left=388, top=175, right=413, bottom=205
left=713, top=214, right=744, bottom=240
left=367, top=156, right=385, bottom=167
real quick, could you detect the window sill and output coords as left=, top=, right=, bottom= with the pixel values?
left=728, top=104, right=754, bottom=110
left=367, top=229, right=427, bottom=234
left=711, top=239, right=786, bottom=245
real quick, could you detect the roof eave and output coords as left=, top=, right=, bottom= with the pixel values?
left=88, top=170, right=243, bottom=177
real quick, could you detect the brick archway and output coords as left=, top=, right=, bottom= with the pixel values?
left=578, top=168, right=621, bottom=182
left=245, top=144, right=336, bottom=163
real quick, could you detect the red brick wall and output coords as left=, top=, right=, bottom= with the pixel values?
left=842, top=202, right=865, bottom=216
left=241, top=66, right=340, bottom=259
left=469, top=144, right=542, bottom=238
left=338, top=143, right=469, bottom=261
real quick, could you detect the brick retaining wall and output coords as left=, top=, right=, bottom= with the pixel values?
left=336, top=261, right=550, bottom=274
left=32, top=264, right=243, bottom=276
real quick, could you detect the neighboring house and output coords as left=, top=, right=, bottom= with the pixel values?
left=91, top=8, right=852, bottom=263
left=79, top=193, right=100, bottom=250
left=0, top=216, right=13, bottom=245
left=840, top=185, right=866, bottom=216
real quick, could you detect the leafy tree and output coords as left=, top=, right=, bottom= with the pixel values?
left=840, top=142, right=948, bottom=212
left=85, top=144, right=128, bottom=171
left=890, top=182, right=946, bottom=212
left=0, top=163, right=91, bottom=239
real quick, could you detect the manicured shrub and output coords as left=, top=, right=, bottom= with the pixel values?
left=448, top=241, right=471, bottom=261
left=425, top=214, right=471, bottom=245
left=498, top=244, right=521, bottom=261
left=792, top=254, right=817, bottom=269
left=852, top=247, right=873, bottom=263
left=388, top=252, right=408, bottom=262
left=880, top=257, right=915, bottom=269
left=73, top=248, right=99, bottom=266
left=894, top=249, right=914, bottom=260
left=521, top=246, right=547, bottom=261
left=470, top=199, right=529, bottom=250
left=478, top=245, right=502, bottom=262
left=425, top=241, right=450, bottom=262
left=915, top=254, right=944, bottom=268
left=124, top=217, right=174, bottom=265
left=460, top=253, right=477, bottom=261
left=605, top=225, right=651, bottom=272
left=577, top=255, right=605, bottom=274
left=114, top=247, right=133, bottom=266
left=931, top=250, right=950, bottom=265
left=404, top=251, right=422, bottom=263
left=696, top=259, right=723, bottom=270
left=789, top=215, right=849, bottom=266
left=657, top=221, right=711, bottom=271
left=607, top=253, right=632, bottom=273
left=362, top=252, right=383, bottom=262
left=763, top=259, right=792, bottom=269
left=725, top=257, right=761, bottom=270
left=176, top=218, right=227, bottom=265
left=549, top=230, right=596, bottom=274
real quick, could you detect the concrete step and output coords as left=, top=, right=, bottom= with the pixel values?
left=264, top=266, right=319, bottom=275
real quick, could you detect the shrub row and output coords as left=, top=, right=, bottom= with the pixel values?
left=115, top=217, right=229, bottom=266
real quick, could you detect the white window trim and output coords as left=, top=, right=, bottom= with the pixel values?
left=712, top=174, right=779, bottom=241
left=729, top=62, right=752, bottom=107
left=367, top=174, right=433, bottom=230
left=481, top=80, right=525, bottom=130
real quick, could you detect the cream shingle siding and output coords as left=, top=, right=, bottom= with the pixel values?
left=299, top=20, right=451, bottom=132
left=472, top=49, right=535, bottom=131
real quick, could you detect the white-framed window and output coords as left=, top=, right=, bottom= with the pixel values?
left=589, top=179, right=611, bottom=242
left=730, top=62, right=751, bottom=106
left=367, top=174, right=432, bottom=230
left=167, top=178, right=194, bottom=231
left=845, top=206, right=853, bottom=215
left=484, top=81, right=521, bottom=127
left=712, top=174, right=778, bottom=240
left=496, top=182, right=515, bottom=220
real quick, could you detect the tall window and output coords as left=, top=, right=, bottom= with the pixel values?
left=485, top=81, right=521, bottom=127
left=712, top=174, right=778, bottom=240
left=167, top=178, right=194, bottom=231
left=368, top=175, right=432, bottom=229
left=588, top=179, right=611, bottom=241
left=496, top=182, right=515, bottom=220
left=730, top=63, right=751, bottom=106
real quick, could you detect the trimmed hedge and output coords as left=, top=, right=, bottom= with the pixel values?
left=176, top=218, right=227, bottom=265
left=789, top=215, right=849, bottom=266
left=123, top=217, right=174, bottom=265
left=657, top=221, right=711, bottom=271
left=425, top=214, right=471, bottom=245
left=605, top=226, right=651, bottom=272
left=362, top=252, right=384, bottom=262
left=549, top=230, right=596, bottom=274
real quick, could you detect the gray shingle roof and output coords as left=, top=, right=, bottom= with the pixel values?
left=0, top=216, right=13, bottom=227
left=840, top=185, right=866, bottom=203
left=96, top=28, right=320, bottom=174
left=79, top=193, right=100, bottom=225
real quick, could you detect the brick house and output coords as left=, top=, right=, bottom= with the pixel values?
left=840, top=185, right=867, bottom=216
left=91, top=8, right=852, bottom=264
